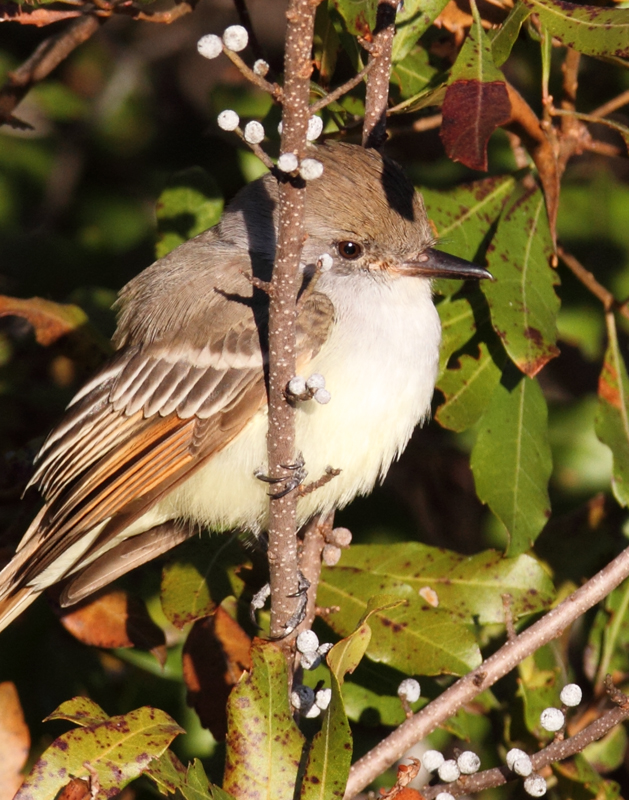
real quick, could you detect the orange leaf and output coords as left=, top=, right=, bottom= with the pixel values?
left=182, top=605, right=252, bottom=741
left=0, top=682, right=30, bottom=800
left=58, top=590, right=166, bottom=656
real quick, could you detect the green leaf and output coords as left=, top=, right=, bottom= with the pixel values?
left=436, top=341, right=506, bottom=432
left=437, top=296, right=480, bottom=368
left=554, top=753, right=621, bottom=800
left=595, top=314, right=629, bottom=507
left=471, top=372, right=552, bottom=554
left=517, top=643, right=563, bottom=738
left=322, top=544, right=553, bottom=626
left=45, top=697, right=110, bottom=727
left=583, top=725, right=628, bottom=775
left=490, top=1, right=533, bottom=67
left=145, top=752, right=233, bottom=800
left=587, top=578, right=629, bottom=690
left=330, top=0, right=377, bottom=37
left=156, top=167, right=223, bottom=258
left=483, top=186, right=559, bottom=377
left=522, top=0, right=629, bottom=58
left=223, top=642, right=305, bottom=800
left=319, top=559, right=482, bottom=675
left=422, top=173, right=516, bottom=269
left=439, top=0, right=511, bottom=170
left=17, top=707, right=184, bottom=800
left=392, top=0, right=451, bottom=63
left=391, top=48, right=439, bottom=99
left=161, top=559, right=215, bottom=630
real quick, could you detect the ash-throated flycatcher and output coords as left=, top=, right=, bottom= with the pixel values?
left=0, top=142, right=490, bottom=631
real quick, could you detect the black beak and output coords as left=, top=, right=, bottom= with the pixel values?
left=403, top=247, right=493, bottom=281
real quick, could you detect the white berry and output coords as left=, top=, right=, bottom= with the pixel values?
left=513, top=756, right=533, bottom=777
left=253, top=59, right=269, bottom=76
left=300, top=651, right=322, bottom=670
left=304, top=702, right=321, bottom=718
left=300, top=158, right=324, bottom=181
left=291, top=684, right=314, bottom=711
left=296, top=629, right=319, bottom=654
left=287, top=375, right=307, bottom=397
left=322, top=544, right=341, bottom=565
left=277, top=153, right=299, bottom=173
left=397, top=678, right=421, bottom=704
left=217, top=110, right=240, bottom=131
left=540, top=707, right=564, bottom=732
left=197, top=34, right=223, bottom=60
left=506, top=748, right=528, bottom=770
left=524, top=775, right=547, bottom=797
left=436, top=794, right=455, bottom=800
left=307, top=115, right=324, bottom=141
left=318, top=642, right=333, bottom=656
left=314, top=388, right=331, bottom=404
left=222, top=25, right=248, bottom=52
left=437, top=760, right=460, bottom=783
left=422, top=750, right=445, bottom=772
left=327, top=527, right=352, bottom=547
left=306, top=373, right=326, bottom=391
left=560, top=683, right=582, bottom=707
left=315, top=688, right=332, bottom=710
left=457, top=751, right=480, bottom=774
left=243, top=121, right=265, bottom=144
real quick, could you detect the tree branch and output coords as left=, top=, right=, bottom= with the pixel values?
left=345, top=542, right=629, bottom=797
left=362, top=0, right=397, bottom=149
left=0, top=13, right=104, bottom=128
left=266, top=0, right=317, bottom=643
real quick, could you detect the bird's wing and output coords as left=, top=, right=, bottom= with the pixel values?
left=4, top=257, right=335, bottom=598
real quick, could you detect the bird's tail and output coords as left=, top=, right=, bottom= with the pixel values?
left=0, top=535, right=43, bottom=633
left=0, top=585, right=40, bottom=633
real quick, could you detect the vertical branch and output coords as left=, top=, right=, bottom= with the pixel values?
left=362, top=0, right=397, bottom=149
left=267, top=0, right=317, bottom=642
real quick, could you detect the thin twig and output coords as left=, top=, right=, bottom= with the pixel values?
left=591, top=88, right=629, bottom=119
left=233, top=127, right=276, bottom=170
left=362, top=0, right=397, bottom=149
left=223, top=47, right=283, bottom=101
left=310, top=62, right=374, bottom=113
left=0, top=13, right=103, bottom=128
left=345, top=542, right=629, bottom=797
left=557, top=245, right=629, bottom=319
left=423, top=689, right=629, bottom=798
left=551, top=107, right=629, bottom=152
left=266, top=0, right=317, bottom=643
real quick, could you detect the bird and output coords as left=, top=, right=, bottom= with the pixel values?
left=0, top=141, right=490, bottom=632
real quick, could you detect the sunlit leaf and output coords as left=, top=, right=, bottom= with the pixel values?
left=16, top=707, right=183, bottom=800
left=436, top=341, right=506, bottom=431
left=471, top=372, right=552, bottom=554
left=490, top=1, right=532, bottom=66
left=522, top=0, right=629, bottom=58
left=392, top=0, right=451, bottom=63
left=223, top=642, right=305, bottom=800
left=483, top=186, right=559, bottom=377
left=321, top=544, right=553, bottom=625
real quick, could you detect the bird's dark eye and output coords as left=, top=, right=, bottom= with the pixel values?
left=337, top=241, right=362, bottom=260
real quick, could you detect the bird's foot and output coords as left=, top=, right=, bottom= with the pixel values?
left=254, top=452, right=307, bottom=498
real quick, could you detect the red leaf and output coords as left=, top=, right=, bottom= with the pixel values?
left=440, top=79, right=511, bottom=170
